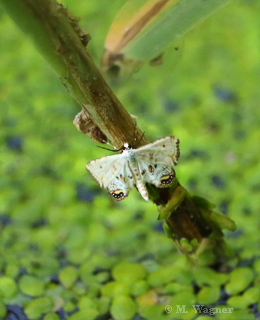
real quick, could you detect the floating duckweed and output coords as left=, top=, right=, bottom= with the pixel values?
left=111, top=295, right=138, bottom=320
left=19, top=275, right=44, bottom=296
left=59, top=266, right=78, bottom=288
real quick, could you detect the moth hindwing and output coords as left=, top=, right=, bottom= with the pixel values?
left=86, top=136, right=180, bottom=201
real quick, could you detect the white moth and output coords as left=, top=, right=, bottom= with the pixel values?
left=86, top=136, right=180, bottom=201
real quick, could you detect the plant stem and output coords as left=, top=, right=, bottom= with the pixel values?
left=0, top=0, right=146, bottom=148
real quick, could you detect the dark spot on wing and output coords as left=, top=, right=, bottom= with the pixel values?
left=159, top=171, right=175, bottom=187
left=141, top=170, right=146, bottom=175
left=110, top=189, right=126, bottom=201
left=148, top=165, right=154, bottom=173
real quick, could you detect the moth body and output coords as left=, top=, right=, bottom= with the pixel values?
left=122, top=146, right=149, bottom=201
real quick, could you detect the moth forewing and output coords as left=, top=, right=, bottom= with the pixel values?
left=138, top=162, right=176, bottom=189
left=136, top=136, right=179, bottom=151
left=135, top=136, right=180, bottom=166
left=134, top=136, right=179, bottom=190
left=86, top=154, right=124, bottom=188
left=86, top=155, right=134, bottom=201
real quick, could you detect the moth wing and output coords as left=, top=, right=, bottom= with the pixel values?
left=107, top=163, right=134, bottom=200
left=87, top=154, right=124, bottom=188
left=135, top=136, right=180, bottom=166
left=138, top=160, right=176, bottom=188
left=86, top=155, right=134, bottom=201
left=135, top=136, right=179, bottom=188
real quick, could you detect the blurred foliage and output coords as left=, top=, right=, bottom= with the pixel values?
left=101, top=0, right=232, bottom=76
left=0, top=0, right=260, bottom=319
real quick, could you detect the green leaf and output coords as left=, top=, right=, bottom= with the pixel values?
left=253, top=259, right=260, bottom=273
left=124, top=0, right=233, bottom=61
left=206, top=305, right=235, bottom=319
left=0, top=301, right=7, bottom=319
left=111, top=295, right=138, bottom=320
left=43, top=313, right=60, bottom=320
left=193, top=267, right=229, bottom=286
left=197, top=248, right=217, bottom=266
left=5, top=264, right=19, bottom=278
left=72, top=282, right=86, bottom=296
left=179, top=238, right=193, bottom=252
left=226, top=268, right=254, bottom=295
left=148, top=265, right=192, bottom=286
left=132, top=280, right=149, bottom=296
left=217, top=308, right=255, bottom=320
left=169, top=303, right=196, bottom=320
left=102, top=0, right=233, bottom=77
left=24, top=297, right=54, bottom=319
left=19, top=275, right=44, bottom=296
left=164, top=282, right=191, bottom=294
left=79, top=263, right=96, bottom=285
left=78, top=296, right=98, bottom=311
left=97, top=296, right=111, bottom=315
left=227, top=295, right=249, bottom=309
left=90, top=254, right=115, bottom=270
left=63, top=301, right=76, bottom=313
left=209, top=211, right=236, bottom=231
left=67, top=309, right=99, bottom=320
left=112, top=262, right=147, bottom=283
left=197, top=286, right=220, bottom=304
left=140, top=304, right=172, bottom=320
left=59, top=266, right=78, bottom=288
left=243, top=286, right=260, bottom=304
left=169, top=291, right=195, bottom=307
left=94, top=271, right=110, bottom=284
left=101, top=281, right=133, bottom=298
left=0, top=276, right=17, bottom=299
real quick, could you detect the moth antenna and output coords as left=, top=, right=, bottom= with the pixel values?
left=97, top=146, right=119, bottom=152
left=97, top=144, right=125, bottom=152
left=104, top=141, right=117, bottom=149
